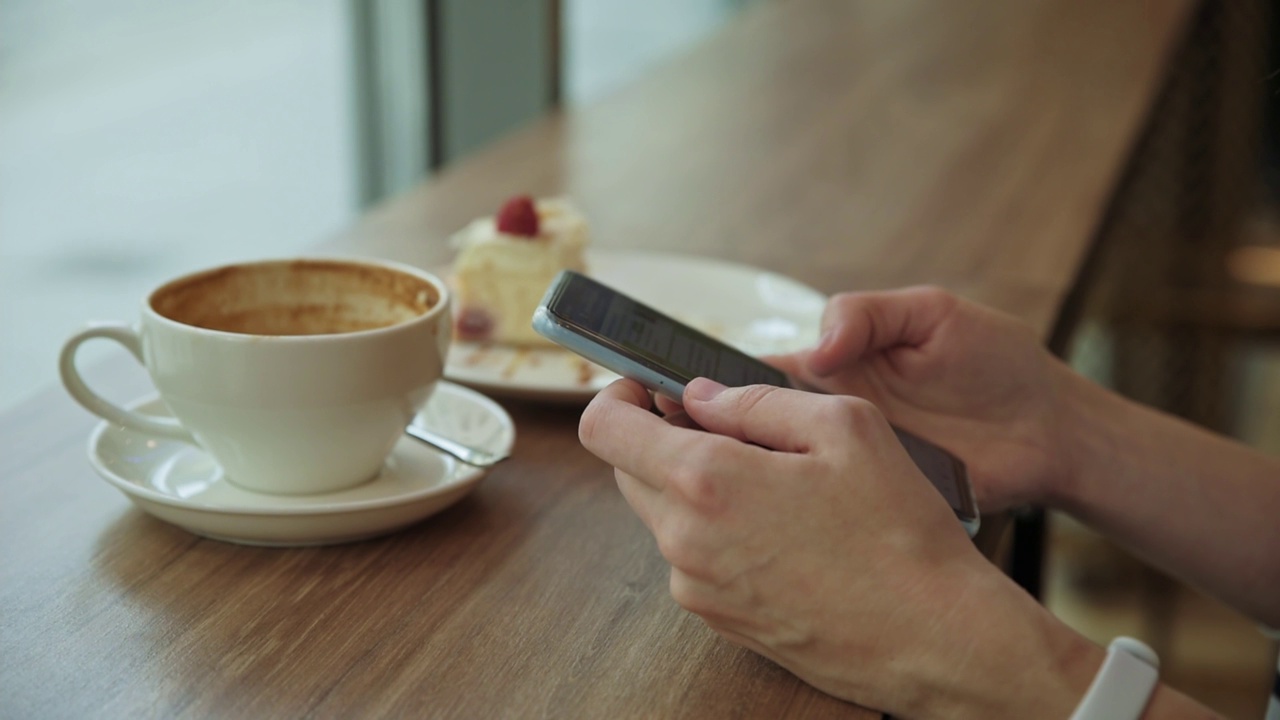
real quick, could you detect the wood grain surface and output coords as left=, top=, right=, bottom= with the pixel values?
left=0, top=0, right=1192, bottom=717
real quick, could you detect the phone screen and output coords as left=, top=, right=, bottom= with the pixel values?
left=546, top=271, right=788, bottom=388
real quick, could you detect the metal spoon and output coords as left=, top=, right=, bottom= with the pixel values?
left=404, top=424, right=510, bottom=467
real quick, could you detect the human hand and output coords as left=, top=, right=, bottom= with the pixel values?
left=580, top=378, right=1100, bottom=718
left=770, top=287, right=1082, bottom=512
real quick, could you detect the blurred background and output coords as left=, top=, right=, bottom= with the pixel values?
left=0, top=0, right=748, bottom=412
left=1, top=1, right=1277, bottom=716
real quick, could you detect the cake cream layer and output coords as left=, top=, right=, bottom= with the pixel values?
left=450, top=199, right=589, bottom=346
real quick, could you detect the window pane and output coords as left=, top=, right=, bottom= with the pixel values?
left=0, top=0, right=358, bottom=409
left=562, top=0, right=748, bottom=105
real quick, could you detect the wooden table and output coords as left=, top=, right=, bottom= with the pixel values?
left=1, top=0, right=1193, bottom=716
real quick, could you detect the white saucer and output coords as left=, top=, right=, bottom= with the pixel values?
left=443, top=250, right=827, bottom=403
left=87, top=381, right=515, bottom=546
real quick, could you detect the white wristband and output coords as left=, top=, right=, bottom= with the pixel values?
left=1069, top=637, right=1160, bottom=720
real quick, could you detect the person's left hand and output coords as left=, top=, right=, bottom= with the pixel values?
left=578, top=377, right=1100, bottom=718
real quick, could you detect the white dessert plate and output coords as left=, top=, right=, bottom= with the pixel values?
left=443, top=250, right=828, bottom=403
left=87, top=381, right=515, bottom=546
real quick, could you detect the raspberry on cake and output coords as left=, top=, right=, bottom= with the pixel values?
left=449, top=196, right=588, bottom=345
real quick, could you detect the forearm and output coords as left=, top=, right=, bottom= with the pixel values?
left=1051, top=369, right=1280, bottom=627
left=1142, top=684, right=1223, bottom=719
left=906, top=564, right=1220, bottom=719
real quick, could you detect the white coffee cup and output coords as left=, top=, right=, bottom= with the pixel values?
left=60, top=257, right=451, bottom=495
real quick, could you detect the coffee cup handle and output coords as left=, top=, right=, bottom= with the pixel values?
left=59, top=323, right=196, bottom=443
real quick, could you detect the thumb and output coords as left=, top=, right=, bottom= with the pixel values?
left=682, top=378, right=878, bottom=454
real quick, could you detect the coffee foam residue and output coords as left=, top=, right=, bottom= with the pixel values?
left=151, top=260, right=439, bottom=336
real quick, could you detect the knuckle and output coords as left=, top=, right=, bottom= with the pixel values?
left=823, top=395, right=885, bottom=436
left=731, top=383, right=777, bottom=413
left=822, top=292, right=862, bottom=326
left=654, top=532, right=684, bottom=568
left=669, top=570, right=730, bottom=621
left=723, top=384, right=781, bottom=431
left=668, top=462, right=715, bottom=510
left=827, top=291, right=862, bottom=313
left=669, top=571, right=709, bottom=615
left=654, top=517, right=702, bottom=571
left=667, top=440, right=732, bottom=514
left=912, top=284, right=959, bottom=311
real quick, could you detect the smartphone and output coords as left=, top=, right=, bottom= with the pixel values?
left=533, top=270, right=980, bottom=536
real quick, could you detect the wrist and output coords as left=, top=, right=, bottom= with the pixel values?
left=1043, top=365, right=1129, bottom=514
left=901, top=563, right=1105, bottom=720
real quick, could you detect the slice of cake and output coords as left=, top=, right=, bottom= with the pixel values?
left=449, top=195, right=589, bottom=345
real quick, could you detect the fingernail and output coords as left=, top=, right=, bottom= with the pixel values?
left=686, top=378, right=728, bottom=402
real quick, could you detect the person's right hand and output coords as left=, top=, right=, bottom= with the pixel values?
left=768, top=287, right=1085, bottom=513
